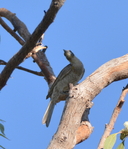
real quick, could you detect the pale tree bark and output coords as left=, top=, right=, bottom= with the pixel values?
left=47, top=54, right=128, bottom=149
left=0, top=1, right=128, bottom=149
left=98, top=86, right=128, bottom=149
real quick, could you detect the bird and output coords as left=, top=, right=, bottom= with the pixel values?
left=42, top=50, right=85, bottom=127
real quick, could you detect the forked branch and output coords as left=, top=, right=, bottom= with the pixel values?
left=97, top=85, right=128, bottom=149
left=0, top=0, right=66, bottom=90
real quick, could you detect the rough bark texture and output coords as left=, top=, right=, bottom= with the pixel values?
left=0, top=0, right=66, bottom=89
left=47, top=54, right=128, bottom=149
left=0, top=17, right=25, bottom=45
left=1, top=1, right=128, bottom=149
left=76, top=121, right=93, bottom=144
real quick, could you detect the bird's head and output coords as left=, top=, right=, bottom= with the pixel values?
left=63, top=50, right=74, bottom=61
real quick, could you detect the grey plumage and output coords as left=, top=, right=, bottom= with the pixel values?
left=42, top=50, right=85, bottom=127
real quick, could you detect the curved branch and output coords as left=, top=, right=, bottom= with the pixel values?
left=0, top=0, right=66, bottom=90
left=0, top=8, right=31, bottom=41
left=0, top=17, right=25, bottom=45
left=48, top=54, right=128, bottom=149
left=0, top=15, right=55, bottom=82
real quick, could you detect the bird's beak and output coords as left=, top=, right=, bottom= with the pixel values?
left=63, top=49, right=67, bottom=55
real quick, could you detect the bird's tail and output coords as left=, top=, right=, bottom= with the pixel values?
left=42, top=100, right=55, bottom=127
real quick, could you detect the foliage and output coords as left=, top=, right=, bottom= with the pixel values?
left=104, top=121, right=128, bottom=149
left=104, top=133, right=118, bottom=149
left=0, top=119, right=9, bottom=149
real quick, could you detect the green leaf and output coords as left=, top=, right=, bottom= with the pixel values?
left=116, top=141, right=125, bottom=149
left=0, top=134, right=9, bottom=140
left=0, top=145, right=6, bottom=149
left=104, top=133, right=117, bottom=149
left=0, top=123, right=5, bottom=135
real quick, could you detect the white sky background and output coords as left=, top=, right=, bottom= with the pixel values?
left=1, top=0, right=128, bottom=148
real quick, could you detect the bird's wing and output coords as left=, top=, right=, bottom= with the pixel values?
left=46, top=64, right=72, bottom=99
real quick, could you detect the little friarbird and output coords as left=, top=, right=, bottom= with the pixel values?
left=42, top=50, right=85, bottom=127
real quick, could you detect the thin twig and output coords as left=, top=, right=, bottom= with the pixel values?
left=97, top=85, right=128, bottom=149
left=0, top=17, right=25, bottom=45
left=0, top=60, right=43, bottom=76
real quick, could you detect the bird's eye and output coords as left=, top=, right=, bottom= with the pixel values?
left=70, top=50, right=74, bottom=56
left=69, top=50, right=72, bottom=54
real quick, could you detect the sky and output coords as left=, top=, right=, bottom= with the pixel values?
left=1, top=0, right=128, bottom=149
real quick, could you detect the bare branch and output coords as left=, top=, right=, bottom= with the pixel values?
left=25, top=45, right=46, bottom=59
left=47, top=54, right=128, bottom=149
left=0, top=17, right=25, bottom=45
left=0, top=60, right=43, bottom=76
left=0, top=0, right=66, bottom=90
left=32, top=50, right=56, bottom=85
left=0, top=8, right=31, bottom=41
left=0, top=16, right=51, bottom=76
left=0, top=17, right=53, bottom=80
left=97, top=85, right=128, bottom=149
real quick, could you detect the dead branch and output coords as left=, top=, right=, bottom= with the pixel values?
left=0, top=0, right=66, bottom=90
left=97, top=85, right=128, bottom=149
left=32, top=50, right=56, bottom=86
left=0, top=8, right=31, bottom=41
left=0, top=17, right=25, bottom=45
left=0, top=60, right=43, bottom=76
left=47, top=54, right=128, bottom=149
left=0, top=8, right=55, bottom=82
left=0, top=16, right=52, bottom=78
left=1, top=1, right=128, bottom=149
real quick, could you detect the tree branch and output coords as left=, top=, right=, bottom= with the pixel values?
left=47, top=54, right=128, bottom=149
left=97, top=85, right=128, bottom=149
left=0, top=16, right=52, bottom=79
left=32, top=50, right=56, bottom=86
left=0, top=17, right=25, bottom=45
left=0, top=8, right=31, bottom=41
left=0, top=60, right=43, bottom=76
left=0, top=0, right=66, bottom=90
